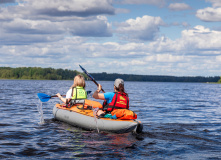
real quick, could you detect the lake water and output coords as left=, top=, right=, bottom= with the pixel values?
left=0, top=80, right=221, bottom=159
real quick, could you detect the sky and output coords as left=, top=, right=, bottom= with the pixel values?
left=0, top=0, right=221, bottom=76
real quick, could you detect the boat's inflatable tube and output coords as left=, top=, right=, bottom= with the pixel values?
left=53, top=102, right=143, bottom=134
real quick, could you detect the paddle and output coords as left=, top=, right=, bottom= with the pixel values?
left=37, top=91, right=92, bottom=102
left=79, top=65, right=105, bottom=93
left=37, top=93, right=60, bottom=102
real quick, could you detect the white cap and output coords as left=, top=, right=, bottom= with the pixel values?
left=114, top=78, right=124, bottom=88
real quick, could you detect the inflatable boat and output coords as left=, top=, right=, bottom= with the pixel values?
left=53, top=100, right=143, bottom=134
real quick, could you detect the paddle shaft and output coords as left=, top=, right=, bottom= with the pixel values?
left=79, top=65, right=105, bottom=93
left=51, top=91, right=91, bottom=98
left=51, top=95, right=65, bottom=98
left=91, top=79, right=105, bottom=93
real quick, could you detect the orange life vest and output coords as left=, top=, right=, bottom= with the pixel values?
left=103, top=92, right=129, bottom=112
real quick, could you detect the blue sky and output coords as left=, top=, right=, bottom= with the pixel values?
left=0, top=0, right=221, bottom=76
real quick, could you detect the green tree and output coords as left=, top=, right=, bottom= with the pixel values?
left=0, top=67, right=84, bottom=80
left=0, top=67, right=220, bottom=82
left=218, top=77, right=221, bottom=83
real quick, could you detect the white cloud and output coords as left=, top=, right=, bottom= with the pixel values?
left=149, top=25, right=221, bottom=55
left=206, top=0, right=221, bottom=8
left=115, top=0, right=166, bottom=7
left=216, top=55, right=221, bottom=62
left=0, top=0, right=16, bottom=4
left=168, top=3, right=191, bottom=11
left=25, top=0, right=115, bottom=17
left=171, top=21, right=190, bottom=29
left=0, top=0, right=221, bottom=76
left=1, top=28, right=220, bottom=76
left=0, top=0, right=113, bottom=45
left=156, top=54, right=184, bottom=62
left=196, top=7, right=221, bottom=22
left=116, top=15, right=165, bottom=41
left=180, top=25, right=221, bottom=50
left=196, top=0, right=221, bottom=22
left=67, top=17, right=112, bottom=37
left=3, top=18, right=64, bottom=34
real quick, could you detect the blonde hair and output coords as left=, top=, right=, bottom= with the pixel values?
left=70, top=74, right=86, bottom=88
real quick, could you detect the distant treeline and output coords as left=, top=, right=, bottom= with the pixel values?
left=0, top=67, right=82, bottom=80
left=0, top=67, right=220, bottom=82
left=91, top=72, right=220, bottom=83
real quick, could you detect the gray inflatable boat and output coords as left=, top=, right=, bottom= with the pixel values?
left=53, top=103, right=143, bottom=134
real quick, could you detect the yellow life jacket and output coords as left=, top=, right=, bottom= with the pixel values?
left=71, top=86, right=87, bottom=100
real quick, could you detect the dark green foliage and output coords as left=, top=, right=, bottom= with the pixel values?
left=0, top=67, right=83, bottom=80
left=90, top=72, right=220, bottom=83
left=218, top=77, right=221, bottom=83
left=0, top=67, right=219, bottom=82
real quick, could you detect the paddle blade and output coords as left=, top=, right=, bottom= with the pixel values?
left=87, top=91, right=92, bottom=95
left=79, top=65, right=94, bottom=81
left=37, top=93, right=51, bottom=102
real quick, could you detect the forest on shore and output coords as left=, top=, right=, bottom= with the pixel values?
left=0, top=67, right=81, bottom=80
left=0, top=67, right=220, bottom=83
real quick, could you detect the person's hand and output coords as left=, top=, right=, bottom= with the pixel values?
left=93, top=84, right=105, bottom=100
left=56, top=93, right=61, bottom=98
left=97, top=84, right=102, bottom=92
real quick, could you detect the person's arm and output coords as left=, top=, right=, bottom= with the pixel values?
left=56, top=93, right=71, bottom=104
left=92, top=84, right=105, bottom=100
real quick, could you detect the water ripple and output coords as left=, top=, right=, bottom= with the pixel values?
left=0, top=80, right=221, bottom=159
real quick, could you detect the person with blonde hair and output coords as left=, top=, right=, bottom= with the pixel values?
left=56, top=74, right=87, bottom=105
